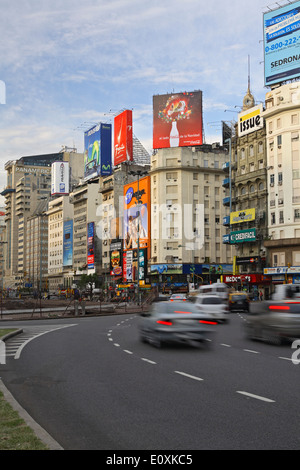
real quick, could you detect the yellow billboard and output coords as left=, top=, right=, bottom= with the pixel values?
left=230, top=208, right=255, bottom=225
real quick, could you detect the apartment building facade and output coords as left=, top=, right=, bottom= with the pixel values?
left=263, top=82, right=300, bottom=272
left=150, top=145, right=234, bottom=287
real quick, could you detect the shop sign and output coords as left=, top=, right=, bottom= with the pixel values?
left=230, top=228, right=256, bottom=243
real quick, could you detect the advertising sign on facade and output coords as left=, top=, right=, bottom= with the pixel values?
left=84, top=123, right=112, bottom=180
left=114, top=110, right=133, bottom=165
left=153, top=91, right=203, bottom=149
left=110, top=240, right=123, bottom=276
left=87, top=222, right=95, bottom=269
left=230, top=208, right=255, bottom=225
left=264, top=1, right=300, bottom=86
left=238, top=105, right=264, bottom=137
left=230, top=228, right=256, bottom=243
left=63, top=220, right=73, bottom=267
left=51, top=161, right=69, bottom=196
left=123, top=176, right=150, bottom=256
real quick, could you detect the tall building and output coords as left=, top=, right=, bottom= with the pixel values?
left=228, top=87, right=268, bottom=278
left=1, top=150, right=84, bottom=289
left=150, top=145, right=234, bottom=288
left=263, top=82, right=300, bottom=269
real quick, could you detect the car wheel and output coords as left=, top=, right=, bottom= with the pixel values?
left=262, top=329, right=282, bottom=345
left=149, top=333, right=162, bottom=348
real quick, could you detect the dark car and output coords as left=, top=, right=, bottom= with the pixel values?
left=244, top=299, right=300, bottom=344
left=138, top=301, right=217, bottom=348
left=229, top=292, right=250, bottom=312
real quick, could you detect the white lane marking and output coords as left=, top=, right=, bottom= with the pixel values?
left=14, top=324, right=76, bottom=360
left=243, top=349, right=260, bottom=354
left=141, top=358, right=156, bottom=364
left=278, top=356, right=294, bottom=362
left=108, top=338, right=113, bottom=342
left=123, top=350, right=133, bottom=355
left=174, top=371, right=203, bottom=382
left=221, top=343, right=231, bottom=347
left=114, top=343, right=120, bottom=347
left=236, top=391, right=275, bottom=403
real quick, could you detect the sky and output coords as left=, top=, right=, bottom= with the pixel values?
left=0, top=0, right=287, bottom=199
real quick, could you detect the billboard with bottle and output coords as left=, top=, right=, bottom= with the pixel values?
left=153, top=91, right=203, bottom=149
left=114, top=110, right=133, bottom=165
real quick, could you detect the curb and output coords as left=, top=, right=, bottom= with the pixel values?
left=0, top=379, right=63, bottom=450
left=1, top=329, right=63, bottom=450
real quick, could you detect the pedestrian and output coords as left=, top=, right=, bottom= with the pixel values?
left=259, top=291, right=263, bottom=301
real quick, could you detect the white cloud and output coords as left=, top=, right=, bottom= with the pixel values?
left=0, top=0, right=273, bottom=167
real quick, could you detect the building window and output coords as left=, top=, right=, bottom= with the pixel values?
left=291, top=114, right=299, bottom=125
left=277, top=135, right=282, bottom=146
left=258, top=142, right=263, bottom=153
left=279, top=211, right=284, bottom=224
left=278, top=172, right=283, bottom=185
left=271, top=212, right=276, bottom=225
left=270, top=174, right=275, bottom=186
left=295, top=209, right=300, bottom=221
left=249, top=145, right=254, bottom=157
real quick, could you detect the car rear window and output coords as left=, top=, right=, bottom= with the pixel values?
left=202, top=297, right=222, bottom=304
left=231, top=295, right=247, bottom=301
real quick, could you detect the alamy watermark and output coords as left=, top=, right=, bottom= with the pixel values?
left=95, top=197, right=205, bottom=249
left=0, top=80, right=6, bottom=104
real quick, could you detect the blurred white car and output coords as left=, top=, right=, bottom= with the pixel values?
left=194, top=294, right=229, bottom=323
left=169, top=294, right=187, bottom=302
left=139, top=301, right=217, bottom=348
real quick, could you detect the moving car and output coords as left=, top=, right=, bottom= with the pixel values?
left=244, top=299, right=300, bottom=344
left=197, top=283, right=229, bottom=302
left=194, top=294, right=229, bottom=322
left=229, top=292, right=249, bottom=312
left=139, top=301, right=217, bottom=348
left=169, top=293, right=187, bottom=302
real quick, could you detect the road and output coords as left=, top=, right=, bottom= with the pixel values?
left=0, top=308, right=300, bottom=450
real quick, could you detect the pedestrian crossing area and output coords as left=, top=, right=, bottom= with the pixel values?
left=3, top=324, right=76, bottom=360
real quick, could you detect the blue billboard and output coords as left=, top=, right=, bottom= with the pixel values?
left=84, top=123, right=112, bottom=180
left=63, top=220, right=73, bottom=267
left=264, top=1, right=300, bottom=86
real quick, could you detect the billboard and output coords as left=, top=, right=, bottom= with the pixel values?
left=110, top=240, right=123, bottom=277
left=114, top=110, right=133, bottom=165
left=84, top=123, right=112, bottom=180
left=63, top=220, right=73, bottom=267
left=123, top=176, right=150, bottom=252
left=238, top=105, right=264, bottom=137
left=153, top=91, right=203, bottom=149
left=51, top=161, right=69, bottom=196
left=87, top=222, right=95, bottom=269
left=264, top=1, right=300, bottom=86
left=230, top=208, right=255, bottom=225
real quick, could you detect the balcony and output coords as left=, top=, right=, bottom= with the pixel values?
left=223, top=196, right=231, bottom=206
left=222, top=177, right=230, bottom=188
left=223, top=216, right=230, bottom=226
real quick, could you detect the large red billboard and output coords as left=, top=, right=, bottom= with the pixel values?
left=153, top=91, right=203, bottom=149
left=114, top=110, right=133, bottom=165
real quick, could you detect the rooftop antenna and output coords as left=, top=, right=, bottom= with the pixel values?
left=248, top=54, right=251, bottom=93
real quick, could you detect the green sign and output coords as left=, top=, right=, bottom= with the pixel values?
left=230, top=228, right=256, bottom=244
